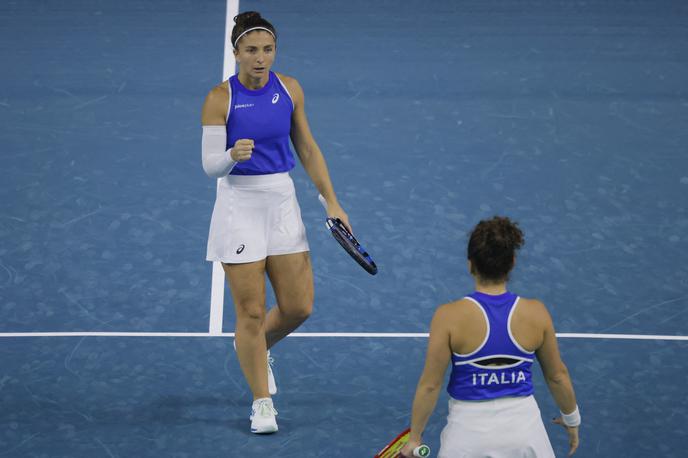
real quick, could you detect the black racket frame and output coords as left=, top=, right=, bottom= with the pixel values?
left=325, top=217, right=378, bottom=275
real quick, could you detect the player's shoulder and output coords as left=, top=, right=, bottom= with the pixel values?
left=274, top=72, right=303, bottom=96
left=436, top=297, right=481, bottom=318
left=432, top=298, right=486, bottom=334
left=515, top=296, right=551, bottom=322
left=202, top=81, right=230, bottom=124
left=517, top=296, right=548, bottom=311
left=274, top=71, right=298, bottom=86
left=204, top=81, right=229, bottom=109
left=206, top=80, right=229, bottom=99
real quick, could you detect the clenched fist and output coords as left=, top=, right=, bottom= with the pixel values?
left=230, top=139, right=254, bottom=162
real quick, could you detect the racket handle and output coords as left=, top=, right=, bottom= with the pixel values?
left=318, top=194, right=328, bottom=210
left=413, top=444, right=431, bottom=457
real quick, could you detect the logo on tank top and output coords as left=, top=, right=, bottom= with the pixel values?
left=272, top=93, right=279, bottom=104
left=236, top=244, right=245, bottom=254
left=234, top=103, right=254, bottom=110
left=472, top=371, right=526, bottom=386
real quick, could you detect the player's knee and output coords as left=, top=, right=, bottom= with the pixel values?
left=238, top=313, right=265, bottom=335
left=285, top=301, right=312, bottom=322
left=295, top=303, right=312, bottom=322
left=237, top=301, right=266, bottom=328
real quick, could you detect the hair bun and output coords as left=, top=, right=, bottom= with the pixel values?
left=466, top=216, right=524, bottom=283
left=234, top=11, right=261, bottom=25
left=230, top=11, right=276, bottom=49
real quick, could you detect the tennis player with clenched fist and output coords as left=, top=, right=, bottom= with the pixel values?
left=200, top=11, right=350, bottom=434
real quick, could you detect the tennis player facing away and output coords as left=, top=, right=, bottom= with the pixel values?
left=201, top=12, right=350, bottom=434
left=401, top=217, right=580, bottom=457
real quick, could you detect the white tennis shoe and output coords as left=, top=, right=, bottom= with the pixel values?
left=250, top=397, right=278, bottom=434
left=233, top=340, right=277, bottom=395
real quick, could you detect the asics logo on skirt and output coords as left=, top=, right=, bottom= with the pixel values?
left=236, top=244, right=245, bottom=254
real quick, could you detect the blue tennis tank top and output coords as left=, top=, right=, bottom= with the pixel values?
left=226, top=71, right=295, bottom=175
left=447, top=291, right=535, bottom=401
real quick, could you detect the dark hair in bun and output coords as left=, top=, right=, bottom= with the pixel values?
left=231, top=11, right=277, bottom=49
left=467, top=216, right=524, bottom=283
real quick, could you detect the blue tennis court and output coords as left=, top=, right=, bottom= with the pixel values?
left=1, top=0, right=687, bottom=456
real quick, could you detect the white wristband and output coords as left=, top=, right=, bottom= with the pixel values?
left=561, top=405, right=581, bottom=427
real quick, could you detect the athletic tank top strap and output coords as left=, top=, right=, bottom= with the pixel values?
left=447, top=291, right=535, bottom=401
left=452, top=292, right=534, bottom=364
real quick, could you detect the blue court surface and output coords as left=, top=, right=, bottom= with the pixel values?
left=1, top=0, right=687, bottom=456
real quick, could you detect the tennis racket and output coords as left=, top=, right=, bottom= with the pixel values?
left=318, top=195, right=378, bottom=275
left=375, top=428, right=431, bottom=458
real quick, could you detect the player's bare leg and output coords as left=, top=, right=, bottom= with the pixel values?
left=223, top=261, right=278, bottom=433
left=265, top=251, right=314, bottom=349
left=224, top=260, right=269, bottom=399
left=255, top=251, right=314, bottom=396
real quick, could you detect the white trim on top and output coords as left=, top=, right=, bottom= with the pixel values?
left=507, top=296, right=535, bottom=355
left=452, top=296, right=490, bottom=358
left=453, top=354, right=534, bottom=367
left=468, top=360, right=533, bottom=370
left=225, top=80, right=233, bottom=123
left=274, top=73, right=294, bottom=110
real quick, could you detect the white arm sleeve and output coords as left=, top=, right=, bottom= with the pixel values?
left=201, top=125, right=236, bottom=178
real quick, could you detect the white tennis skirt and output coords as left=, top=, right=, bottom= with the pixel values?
left=438, top=395, right=555, bottom=458
left=206, top=172, right=309, bottom=264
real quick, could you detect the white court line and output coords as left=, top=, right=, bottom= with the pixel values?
left=223, top=0, right=239, bottom=81
left=208, top=0, right=240, bottom=336
left=203, top=0, right=688, bottom=345
left=0, top=332, right=686, bottom=341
